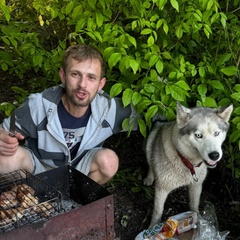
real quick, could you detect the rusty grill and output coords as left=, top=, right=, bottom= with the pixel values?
left=0, top=169, right=62, bottom=233
left=0, top=166, right=114, bottom=240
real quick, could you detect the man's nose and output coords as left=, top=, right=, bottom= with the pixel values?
left=78, top=76, right=87, bottom=87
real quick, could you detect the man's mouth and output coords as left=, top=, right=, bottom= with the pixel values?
left=76, top=91, right=87, bottom=100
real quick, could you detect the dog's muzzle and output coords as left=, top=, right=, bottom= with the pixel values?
left=205, top=151, right=221, bottom=168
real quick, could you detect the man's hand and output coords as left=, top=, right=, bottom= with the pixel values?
left=0, top=128, right=25, bottom=156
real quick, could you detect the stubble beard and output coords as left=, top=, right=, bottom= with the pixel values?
left=66, top=87, right=96, bottom=108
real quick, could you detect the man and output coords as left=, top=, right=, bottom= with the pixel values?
left=0, top=44, right=135, bottom=185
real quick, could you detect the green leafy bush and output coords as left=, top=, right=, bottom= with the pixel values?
left=0, top=0, right=240, bottom=177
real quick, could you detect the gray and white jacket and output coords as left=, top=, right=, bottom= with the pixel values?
left=2, top=85, right=135, bottom=173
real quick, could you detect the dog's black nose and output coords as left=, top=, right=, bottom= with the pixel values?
left=209, top=151, right=220, bottom=160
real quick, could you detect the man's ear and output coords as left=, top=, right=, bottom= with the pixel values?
left=59, top=68, right=66, bottom=84
left=98, top=77, right=106, bottom=91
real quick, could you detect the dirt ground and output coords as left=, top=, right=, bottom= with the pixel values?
left=0, top=73, right=240, bottom=239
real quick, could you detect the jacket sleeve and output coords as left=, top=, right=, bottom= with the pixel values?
left=112, top=97, right=138, bottom=134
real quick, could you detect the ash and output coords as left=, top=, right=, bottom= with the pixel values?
left=61, top=198, right=82, bottom=213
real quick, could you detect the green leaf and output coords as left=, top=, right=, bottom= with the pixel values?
left=231, top=93, right=240, bottom=102
left=175, top=25, right=183, bottom=39
left=156, top=60, right=164, bottom=74
left=122, top=118, right=130, bottom=132
left=158, top=0, right=168, bottom=10
left=199, top=66, right=205, bottom=77
left=206, top=0, right=213, bottom=10
left=232, top=116, right=240, bottom=125
left=156, top=19, right=163, bottom=29
left=9, top=37, right=17, bottom=49
left=170, top=0, right=179, bottom=11
left=119, top=56, right=130, bottom=73
left=137, top=99, right=152, bottom=113
left=92, top=31, right=103, bottom=42
left=33, top=53, right=43, bottom=66
left=132, top=92, right=142, bottom=106
left=1, top=63, right=8, bottom=71
left=88, top=0, right=97, bottom=9
left=0, top=3, right=11, bottom=22
left=122, top=88, right=133, bottom=107
left=198, top=84, right=207, bottom=95
left=141, top=29, right=152, bottom=35
left=220, top=12, right=227, bottom=28
left=72, top=6, right=83, bottom=20
left=103, top=47, right=115, bottom=60
left=166, top=107, right=175, bottom=120
left=147, top=35, right=155, bottom=46
left=108, top=53, right=122, bottom=69
left=203, top=24, right=212, bottom=38
left=86, top=31, right=96, bottom=40
left=127, top=35, right=137, bottom=48
left=203, top=97, right=217, bottom=107
left=65, top=1, right=74, bottom=14
left=130, top=59, right=139, bottom=74
left=163, top=22, right=169, bottom=34
left=162, top=51, right=172, bottom=59
left=216, top=53, right=232, bottom=66
left=149, top=55, right=159, bottom=67
left=176, top=80, right=191, bottom=90
left=96, top=12, right=104, bottom=27
left=220, top=66, right=238, bottom=76
left=208, top=80, right=224, bottom=90
left=191, top=69, right=197, bottom=76
left=110, top=83, right=123, bottom=98
left=169, top=71, right=177, bottom=79
left=76, top=19, right=87, bottom=31
left=233, top=84, right=240, bottom=92
left=167, top=85, right=188, bottom=101
left=145, top=105, right=158, bottom=123
left=1, top=36, right=10, bottom=45
left=230, top=129, right=240, bottom=143
left=144, top=84, right=156, bottom=94
left=138, top=119, right=147, bottom=138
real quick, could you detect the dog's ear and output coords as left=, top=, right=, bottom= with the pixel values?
left=217, top=104, right=233, bottom=122
left=176, top=102, right=191, bottom=125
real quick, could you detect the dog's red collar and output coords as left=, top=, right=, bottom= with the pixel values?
left=177, top=151, right=203, bottom=182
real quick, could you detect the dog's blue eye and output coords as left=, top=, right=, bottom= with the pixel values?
left=214, top=131, right=220, bottom=136
left=195, top=133, right=202, bottom=138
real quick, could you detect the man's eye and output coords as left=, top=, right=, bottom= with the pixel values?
left=88, top=76, right=96, bottom=81
left=71, top=72, right=78, bottom=77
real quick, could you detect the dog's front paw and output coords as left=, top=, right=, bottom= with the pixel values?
left=143, top=176, right=154, bottom=186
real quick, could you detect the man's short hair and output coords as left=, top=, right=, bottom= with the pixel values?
left=62, top=44, right=105, bottom=78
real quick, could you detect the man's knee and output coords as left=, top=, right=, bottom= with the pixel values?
left=91, top=149, right=119, bottom=182
left=97, top=149, right=119, bottom=177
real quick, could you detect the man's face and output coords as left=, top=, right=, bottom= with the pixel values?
left=60, top=58, right=106, bottom=109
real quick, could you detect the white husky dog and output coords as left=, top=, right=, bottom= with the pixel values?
left=144, top=102, right=233, bottom=227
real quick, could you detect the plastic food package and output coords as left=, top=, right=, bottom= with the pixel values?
left=135, top=211, right=197, bottom=240
left=192, top=202, right=230, bottom=240
left=135, top=202, right=230, bottom=240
